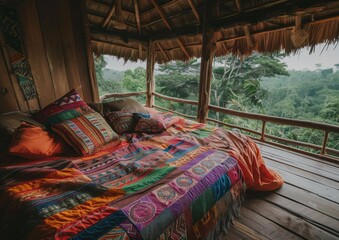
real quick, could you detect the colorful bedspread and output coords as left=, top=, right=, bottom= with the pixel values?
left=0, top=117, right=282, bottom=240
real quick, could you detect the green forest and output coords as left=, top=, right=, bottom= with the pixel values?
left=94, top=53, right=339, bottom=156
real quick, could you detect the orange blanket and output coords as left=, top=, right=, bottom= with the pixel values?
left=169, top=119, right=283, bottom=191
left=224, top=131, right=283, bottom=191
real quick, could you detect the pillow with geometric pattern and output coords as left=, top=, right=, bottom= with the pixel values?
left=105, top=111, right=136, bottom=134
left=133, top=113, right=166, bottom=133
left=33, top=89, right=94, bottom=127
left=52, top=112, right=119, bottom=155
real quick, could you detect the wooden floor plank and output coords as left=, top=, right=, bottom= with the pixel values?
left=228, top=228, right=253, bottom=240
left=272, top=183, right=339, bottom=220
left=228, top=142, right=339, bottom=239
left=245, top=199, right=338, bottom=240
left=258, top=143, right=339, bottom=172
left=270, top=168, right=339, bottom=203
left=264, top=152, right=339, bottom=182
left=231, top=221, right=270, bottom=240
left=233, top=207, right=302, bottom=240
left=265, top=159, right=339, bottom=189
left=257, top=192, right=339, bottom=235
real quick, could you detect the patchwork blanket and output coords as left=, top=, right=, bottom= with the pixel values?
left=0, top=117, right=282, bottom=239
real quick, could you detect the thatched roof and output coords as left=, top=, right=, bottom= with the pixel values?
left=87, top=0, right=339, bottom=63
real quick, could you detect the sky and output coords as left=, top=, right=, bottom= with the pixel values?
left=105, top=43, right=339, bottom=71
left=282, top=43, right=339, bottom=71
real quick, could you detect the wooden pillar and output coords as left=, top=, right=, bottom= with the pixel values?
left=78, top=0, right=99, bottom=102
left=146, top=41, right=155, bottom=107
left=197, top=0, right=216, bottom=123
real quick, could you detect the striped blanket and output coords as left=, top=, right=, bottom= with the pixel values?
left=0, top=117, right=281, bottom=239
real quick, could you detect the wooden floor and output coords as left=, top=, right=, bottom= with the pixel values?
left=227, top=143, right=339, bottom=240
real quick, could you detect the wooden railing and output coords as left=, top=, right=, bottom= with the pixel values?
left=99, top=92, right=339, bottom=162
left=152, top=92, right=339, bottom=163
left=99, top=91, right=146, bottom=102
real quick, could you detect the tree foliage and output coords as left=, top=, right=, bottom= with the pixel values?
left=94, top=53, right=339, bottom=154
left=123, top=67, right=146, bottom=92
left=211, top=53, right=289, bottom=110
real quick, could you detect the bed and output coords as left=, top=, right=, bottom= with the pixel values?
left=0, top=90, right=283, bottom=240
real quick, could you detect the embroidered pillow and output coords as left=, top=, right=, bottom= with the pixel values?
left=105, top=111, right=135, bottom=134
left=161, top=112, right=180, bottom=128
left=8, top=122, right=68, bottom=159
left=52, top=112, right=119, bottom=155
left=133, top=113, right=166, bottom=133
left=33, top=89, right=94, bottom=126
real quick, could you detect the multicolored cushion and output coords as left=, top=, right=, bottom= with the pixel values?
left=133, top=113, right=166, bottom=133
left=8, top=122, right=68, bottom=159
left=33, top=89, right=94, bottom=126
left=106, top=111, right=135, bottom=134
left=52, top=112, right=119, bottom=155
left=161, top=112, right=180, bottom=128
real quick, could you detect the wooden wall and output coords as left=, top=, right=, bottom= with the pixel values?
left=0, top=0, right=98, bottom=114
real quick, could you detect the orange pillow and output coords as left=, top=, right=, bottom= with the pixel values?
left=8, top=122, right=68, bottom=159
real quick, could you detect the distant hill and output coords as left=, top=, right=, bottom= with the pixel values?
left=103, top=68, right=124, bottom=82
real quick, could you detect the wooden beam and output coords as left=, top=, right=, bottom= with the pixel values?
left=235, top=0, right=242, bottom=11
left=295, top=14, right=302, bottom=30
left=150, top=14, right=339, bottom=52
left=187, top=0, right=200, bottom=23
left=177, top=38, right=191, bottom=59
left=149, top=0, right=172, bottom=30
left=146, top=41, right=155, bottom=107
left=79, top=0, right=99, bottom=102
left=150, top=0, right=334, bottom=42
left=149, top=0, right=190, bottom=59
left=102, top=3, right=115, bottom=27
left=100, top=91, right=146, bottom=102
left=138, top=44, right=143, bottom=59
left=197, top=0, right=216, bottom=123
left=208, top=104, right=339, bottom=133
left=243, top=25, right=253, bottom=48
left=133, top=0, right=141, bottom=34
left=133, top=0, right=143, bottom=61
left=90, top=26, right=148, bottom=44
left=156, top=42, right=169, bottom=62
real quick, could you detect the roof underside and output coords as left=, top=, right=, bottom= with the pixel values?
left=87, top=0, right=339, bottom=63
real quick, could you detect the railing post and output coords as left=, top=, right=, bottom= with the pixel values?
left=146, top=41, right=155, bottom=107
left=321, top=131, right=329, bottom=155
left=261, top=120, right=266, bottom=141
left=197, top=0, right=216, bottom=123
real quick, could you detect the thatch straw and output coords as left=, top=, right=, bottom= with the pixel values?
left=87, top=0, right=339, bottom=62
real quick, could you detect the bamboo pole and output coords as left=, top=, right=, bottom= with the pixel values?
left=197, top=0, right=216, bottom=123
left=146, top=41, right=155, bottom=107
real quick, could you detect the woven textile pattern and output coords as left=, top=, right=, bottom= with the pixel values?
left=134, top=113, right=166, bottom=133
left=0, top=115, right=282, bottom=239
left=52, top=112, right=118, bottom=155
left=106, top=111, right=135, bottom=134
left=34, top=89, right=94, bottom=126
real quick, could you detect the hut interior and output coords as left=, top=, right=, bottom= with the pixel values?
left=0, top=0, right=338, bottom=239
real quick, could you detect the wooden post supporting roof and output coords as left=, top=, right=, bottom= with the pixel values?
left=197, top=0, right=216, bottom=123
left=146, top=41, right=155, bottom=107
